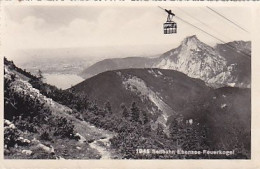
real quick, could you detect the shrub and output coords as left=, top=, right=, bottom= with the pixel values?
left=4, top=127, right=19, bottom=149
left=40, top=131, right=52, bottom=141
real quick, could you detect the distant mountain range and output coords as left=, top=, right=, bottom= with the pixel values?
left=79, top=35, right=251, bottom=88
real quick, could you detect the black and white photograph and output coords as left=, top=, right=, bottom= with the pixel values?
left=2, top=3, right=253, bottom=161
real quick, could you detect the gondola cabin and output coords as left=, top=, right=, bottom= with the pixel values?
left=160, top=7, right=177, bottom=34
left=164, top=21, right=177, bottom=34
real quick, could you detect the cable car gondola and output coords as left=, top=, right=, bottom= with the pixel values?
left=164, top=20, right=177, bottom=34
left=160, top=7, right=177, bottom=34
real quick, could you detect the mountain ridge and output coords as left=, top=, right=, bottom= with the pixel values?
left=72, top=68, right=211, bottom=133
left=79, top=35, right=251, bottom=88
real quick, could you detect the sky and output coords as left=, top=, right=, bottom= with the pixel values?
left=2, top=5, right=252, bottom=59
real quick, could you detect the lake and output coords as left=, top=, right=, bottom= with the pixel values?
left=43, top=73, right=84, bottom=90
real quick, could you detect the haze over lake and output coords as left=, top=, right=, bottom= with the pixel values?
left=43, top=73, right=84, bottom=90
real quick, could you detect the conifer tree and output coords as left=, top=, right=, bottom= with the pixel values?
left=104, top=101, right=112, bottom=114
left=156, top=123, right=164, bottom=136
left=142, top=111, right=149, bottom=124
left=130, top=102, right=140, bottom=122
left=37, top=69, right=43, bottom=81
left=121, top=104, right=129, bottom=119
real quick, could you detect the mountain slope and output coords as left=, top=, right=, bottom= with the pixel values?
left=79, top=35, right=251, bottom=88
left=206, top=87, right=251, bottom=158
left=4, top=58, right=115, bottom=159
left=156, top=36, right=251, bottom=88
left=155, top=35, right=227, bottom=83
left=72, top=68, right=211, bottom=132
left=212, top=41, right=251, bottom=87
left=71, top=67, right=251, bottom=158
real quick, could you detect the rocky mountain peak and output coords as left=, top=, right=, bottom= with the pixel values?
left=181, top=35, right=201, bottom=48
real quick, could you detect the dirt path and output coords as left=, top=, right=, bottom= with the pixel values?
left=75, top=120, right=116, bottom=159
left=50, top=101, right=117, bottom=159
left=89, top=135, right=113, bottom=159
